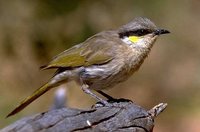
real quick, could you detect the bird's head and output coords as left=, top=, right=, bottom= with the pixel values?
left=118, top=17, right=170, bottom=48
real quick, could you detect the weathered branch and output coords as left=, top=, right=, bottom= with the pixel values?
left=1, top=102, right=167, bottom=132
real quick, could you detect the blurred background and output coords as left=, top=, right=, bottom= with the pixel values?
left=0, top=0, right=200, bottom=131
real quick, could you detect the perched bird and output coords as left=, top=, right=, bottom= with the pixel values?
left=7, top=17, right=170, bottom=117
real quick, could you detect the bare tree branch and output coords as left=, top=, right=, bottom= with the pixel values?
left=1, top=102, right=167, bottom=132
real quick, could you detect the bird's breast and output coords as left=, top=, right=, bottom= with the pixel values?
left=80, top=45, right=151, bottom=90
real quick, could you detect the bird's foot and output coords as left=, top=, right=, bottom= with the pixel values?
left=92, top=98, right=133, bottom=108
left=96, top=90, right=132, bottom=103
left=107, top=98, right=132, bottom=103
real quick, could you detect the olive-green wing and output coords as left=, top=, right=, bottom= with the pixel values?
left=41, top=34, right=114, bottom=69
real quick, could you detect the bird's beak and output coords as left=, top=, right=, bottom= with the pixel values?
left=154, top=29, right=170, bottom=35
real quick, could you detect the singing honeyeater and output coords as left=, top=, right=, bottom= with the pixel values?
left=7, top=17, right=170, bottom=117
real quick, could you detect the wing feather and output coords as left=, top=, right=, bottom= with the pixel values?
left=41, top=32, right=115, bottom=69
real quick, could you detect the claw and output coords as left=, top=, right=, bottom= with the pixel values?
left=107, top=98, right=132, bottom=103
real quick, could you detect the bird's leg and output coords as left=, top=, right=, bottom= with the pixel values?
left=97, top=90, right=115, bottom=100
left=97, top=90, right=132, bottom=103
left=81, top=84, right=108, bottom=105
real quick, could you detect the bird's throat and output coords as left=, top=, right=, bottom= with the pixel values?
left=121, top=36, right=142, bottom=46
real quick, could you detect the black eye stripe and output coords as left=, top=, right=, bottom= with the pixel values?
left=129, top=29, right=152, bottom=36
left=119, top=29, right=152, bottom=38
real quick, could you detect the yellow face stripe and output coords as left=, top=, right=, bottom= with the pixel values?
left=128, top=36, right=141, bottom=43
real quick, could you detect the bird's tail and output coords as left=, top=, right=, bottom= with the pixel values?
left=7, top=82, right=53, bottom=118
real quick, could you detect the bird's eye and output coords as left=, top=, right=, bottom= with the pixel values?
left=134, top=29, right=151, bottom=36
left=119, top=29, right=151, bottom=38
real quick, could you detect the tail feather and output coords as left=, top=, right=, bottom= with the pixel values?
left=39, top=65, right=48, bottom=70
left=6, top=83, right=52, bottom=118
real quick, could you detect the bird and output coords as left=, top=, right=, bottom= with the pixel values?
left=7, top=17, right=170, bottom=117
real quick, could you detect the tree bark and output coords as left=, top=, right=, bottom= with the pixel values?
left=1, top=102, right=167, bottom=132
